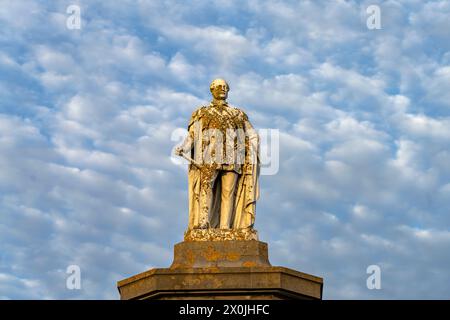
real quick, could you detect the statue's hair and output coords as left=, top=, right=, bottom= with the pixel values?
left=210, top=78, right=229, bottom=92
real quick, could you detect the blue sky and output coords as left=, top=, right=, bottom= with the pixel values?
left=1, top=0, right=450, bottom=299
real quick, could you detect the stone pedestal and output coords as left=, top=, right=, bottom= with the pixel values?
left=117, top=240, right=323, bottom=300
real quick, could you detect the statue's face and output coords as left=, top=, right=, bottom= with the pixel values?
left=210, top=79, right=229, bottom=100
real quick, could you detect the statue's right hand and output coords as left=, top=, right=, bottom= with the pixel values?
left=175, top=146, right=184, bottom=156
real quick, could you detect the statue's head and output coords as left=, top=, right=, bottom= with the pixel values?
left=210, top=78, right=229, bottom=101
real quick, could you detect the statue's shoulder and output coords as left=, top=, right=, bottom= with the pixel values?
left=188, top=105, right=208, bottom=128
left=229, top=105, right=249, bottom=121
left=190, top=105, right=208, bottom=120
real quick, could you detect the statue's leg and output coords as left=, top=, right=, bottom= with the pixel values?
left=199, top=168, right=218, bottom=228
left=219, top=171, right=238, bottom=229
left=187, top=168, right=200, bottom=229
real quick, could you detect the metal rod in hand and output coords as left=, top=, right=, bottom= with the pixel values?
left=178, top=152, right=201, bottom=169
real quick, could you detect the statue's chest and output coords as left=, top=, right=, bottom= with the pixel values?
left=202, top=108, right=241, bottom=131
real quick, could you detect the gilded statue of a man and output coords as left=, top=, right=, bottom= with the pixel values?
left=175, top=79, right=260, bottom=240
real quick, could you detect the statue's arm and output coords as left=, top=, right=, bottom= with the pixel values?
left=244, top=119, right=258, bottom=143
left=241, top=112, right=258, bottom=146
left=175, top=108, right=202, bottom=156
left=176, top=133, right=193, bottom=156
left=242, top=112, right=260, bottom=168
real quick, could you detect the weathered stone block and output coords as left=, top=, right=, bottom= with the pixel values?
left=171, top=240, right=270, bottom=268
left=117, top=240, right=323, bottom=300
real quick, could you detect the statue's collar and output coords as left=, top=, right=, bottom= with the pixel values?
left=210, top=100, right=228, bottom=108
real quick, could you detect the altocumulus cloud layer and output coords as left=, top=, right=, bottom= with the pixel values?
left=0, top=0, right=449, bottom=299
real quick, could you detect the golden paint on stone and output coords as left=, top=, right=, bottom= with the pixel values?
left=184, top=228, right=259, bottom=242
left=176, top=79, right=261, bottom=240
